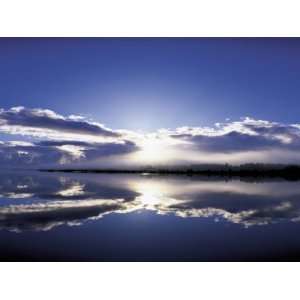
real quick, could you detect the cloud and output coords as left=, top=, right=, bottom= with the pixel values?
left=0, top=107, right=143, bottom=167
left=158, top=117, right=300, bottom=164
left=0, top=139, right=139, bottom=167
left=0, top=141, right=65, bottom=167
left=0, top=107, right=120, bottom=140
left=1, top=107, right=300, bottom=166
left=37, top=139, right=139, bottom=160
left=170, top=118, right=300, bottom=153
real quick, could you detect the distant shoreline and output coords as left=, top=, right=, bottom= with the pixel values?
left=39, top=164, right=300, bottom=180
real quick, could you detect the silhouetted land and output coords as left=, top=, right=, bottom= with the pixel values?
left=40, top=164, right=300, bottom=180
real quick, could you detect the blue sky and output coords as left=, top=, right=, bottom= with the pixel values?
left=1, top=38, right=300, bottom=167
left=1, top=38, right=300, bottom=130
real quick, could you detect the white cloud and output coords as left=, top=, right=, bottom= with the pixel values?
left=1, top=107, right=300, bottom=166
left=0, top=106, right=120, bottom=142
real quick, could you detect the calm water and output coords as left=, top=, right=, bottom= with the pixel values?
left=1, top=171, right=300, bottom=261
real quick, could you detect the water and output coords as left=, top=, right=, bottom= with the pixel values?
left=0, top=170, right=300, bottom=261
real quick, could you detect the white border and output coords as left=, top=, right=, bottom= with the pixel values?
left=0, top=0, right=300, bottom=37
left=0, top=262, right=299, bottom=299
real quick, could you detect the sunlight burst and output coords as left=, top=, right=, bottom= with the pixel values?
left=133, top=136, right=174, bottom=163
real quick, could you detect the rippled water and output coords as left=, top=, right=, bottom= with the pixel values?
left=1, top=171, right=300, bottom=261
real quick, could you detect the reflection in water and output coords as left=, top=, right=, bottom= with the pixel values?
left=0, top=171, right=300, bottom=232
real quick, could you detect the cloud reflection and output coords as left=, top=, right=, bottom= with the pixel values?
left=1, top=172, right=300, bottom=231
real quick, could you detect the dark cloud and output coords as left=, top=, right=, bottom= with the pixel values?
left=0, top=107, right=120, bottom=137
left=172, top=131, right=281, bottom=152
left=171, top=119, right=300, bottom=153
left=82, top=140, right=139, bottom=160
left=0, top=139, right=139, bottom=167
left=0, top=142, right=65, bottom=167
left=0, top=107, right=141, bottom=167
left=38, top=139, right=139, bottom=159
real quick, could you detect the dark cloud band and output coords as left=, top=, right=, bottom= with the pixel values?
left=0, top=107, right=120, bottom=138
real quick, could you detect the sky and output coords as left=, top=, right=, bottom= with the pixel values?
left=1, top=38, right=300, bottom=167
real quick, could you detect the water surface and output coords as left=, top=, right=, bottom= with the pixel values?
left=1, top=171, right=300, bottom=261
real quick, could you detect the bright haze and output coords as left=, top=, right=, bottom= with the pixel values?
left=1, top=38, right=300, bottom=168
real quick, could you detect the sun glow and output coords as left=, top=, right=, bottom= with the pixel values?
left=129, top=179, right=180, bottom=212
left=133, top=181, right=168, bottom=209
left=132, top=136, right=176, bottom=163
